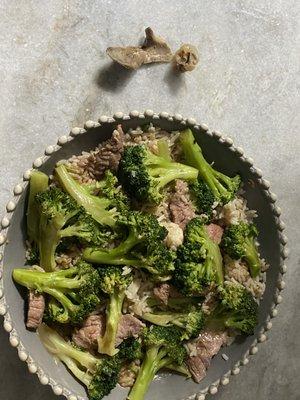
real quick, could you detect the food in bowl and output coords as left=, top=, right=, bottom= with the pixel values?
left=12, top=124, right=268, bottom=400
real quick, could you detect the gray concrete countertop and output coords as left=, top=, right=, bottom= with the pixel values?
left=0, top=1, right=299, bottom=399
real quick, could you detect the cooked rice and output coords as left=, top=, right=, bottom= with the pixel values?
left=201, top=289, right=218, bottom=315
left=124, top=125, right=180, bottom=156
left=243, top=277, right=266, bottom=299
left=159, top=221, right=184, bottom=250
left=224, top=255, right=250, bottom=284
left=124, top=271, right=154, bottom=315
left=224, top=255, right=266, bottom=299
left=55, top=245, right=81, bottom=269
left=184, top=339, right=198, bottom=357
left=217, top=196, right=257, bottom=226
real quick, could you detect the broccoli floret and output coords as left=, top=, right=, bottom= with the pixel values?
left=140, top=307, right=205, bottom=340
left=173, top=218, right=224, bottom=296
left=117, top=337, right=143, bottom=362
left=128, top=326, right=187, bottom=400
left=208, top=281, right=258, bottom=335
left=38, top=324, right=120, bottom=400
left=36, top=187, right=79, bottom=271
left=36, top=184, right=116, bottom=270
left=13, top=261, right=101, bottom=324
left=26, top=170, right=49, bottom=245
left=55, top=165, right=127, bottom=227
left=97, top=266, right=133, bottom=356
left=189, top=179, right=216, bottom=220
left=83, top=211, right=175, bottom=279
left=179, top=129, right=241, bottom=205
left=221, top=222, right=261, bottom=277
left=118, top=144, right=198, bottom=204
left=59, top=211, right=114, bottom=247
left=131, top=243, right=176, bottom=280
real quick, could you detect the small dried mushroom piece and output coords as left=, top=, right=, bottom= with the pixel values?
left=174, top=44, right=199, bottom=72
left=106, top=27, right=173, bottom=70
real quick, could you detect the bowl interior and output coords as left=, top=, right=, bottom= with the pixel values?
left=2, top=117, right=281, bottom=400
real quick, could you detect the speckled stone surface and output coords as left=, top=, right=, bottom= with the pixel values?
left=0, top=1, right=299, bottom=400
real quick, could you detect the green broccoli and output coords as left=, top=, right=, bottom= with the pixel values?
left=35, top=184, right=115, bottom=271
left=83, top=211, right=175, bottom=279
left=117, top=337, right=143, bottom=362
left=38, top=324, right=120, bottom=400
left=59, top=211, right=114, bottom=247
left=140, top=307, right=205, bottom=340
left=157, top=139, right=172, bottom=161
left=179, top=129, right=241, bottom=206
left=26, top=170, right=49, bottom=245
left=55, top=165, right=127, bottom=227
left=97, top=266, right=133, bottom=356
left=118, top=144, right=198, bottom=204
left=173, top=218, right=224, bottom=296
left=36, top=187, right=79, bottom=271
left=13, top=261, right=101, bottom=324
left=128, top=326, right=187, bottom=400
left=208, top=281, right=258, bottom=334
left=189, top=179, right=216, bottom=219
left=165, top=363, right=191, bottom=377
left=221, top=222, right=261, bottom=277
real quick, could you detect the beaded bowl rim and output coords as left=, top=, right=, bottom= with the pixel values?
left=0, top=110, right=288, bottom=400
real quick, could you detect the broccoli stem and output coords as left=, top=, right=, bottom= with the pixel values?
left=26, top=171, right=49, bottom=243
left=157, top=139, right=171, bottom=161
left=83, top=229, right=141, bottom=265
left=165, top=363, right=191, bottom=377
left=38, top=324, right=97, bottom=371
left=154, top=165, right=198, bottom=190
left=244, top=237, right=261, bottom=277
left=13, top=268, right=83, bottom=290
left=55, top=164, right=116, bottom=227
left=179, top=129, right=236, bottom=201
left=38, top=218, right=59, bottom=272
left=128, top=346, right=171, bottom=400
left=147, top=151, right=198, bottom=189
left=204, top=236, right=224, bottom=285
left=98, top=290, right=125, bottom=356
left=141, top=312, right=175, bottom=326
left=60, top=355, right=92, bottom=387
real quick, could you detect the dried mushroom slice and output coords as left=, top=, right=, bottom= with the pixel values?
left=174, top=44, right=199, bottom=72
left=106, top=46, right=146, bottom=70
left=141, top=27, right=173, bottom=64
left=106, top=27, right=172, bottom=70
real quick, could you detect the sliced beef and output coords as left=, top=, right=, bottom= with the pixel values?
left=153, top=283, right=181, bottom=305
left=26, top=291, right=45, bottom=329
left=72, top=313, right=144, bottom=351
left=116, top=314, right=145, bottom=346
left=169, top=180, right=196, bottom=229
left=187, top=329, right=228, bottom=383
left=72, top=314, right=105, bottom=351
left=205, top=223, right=224, bottom=245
